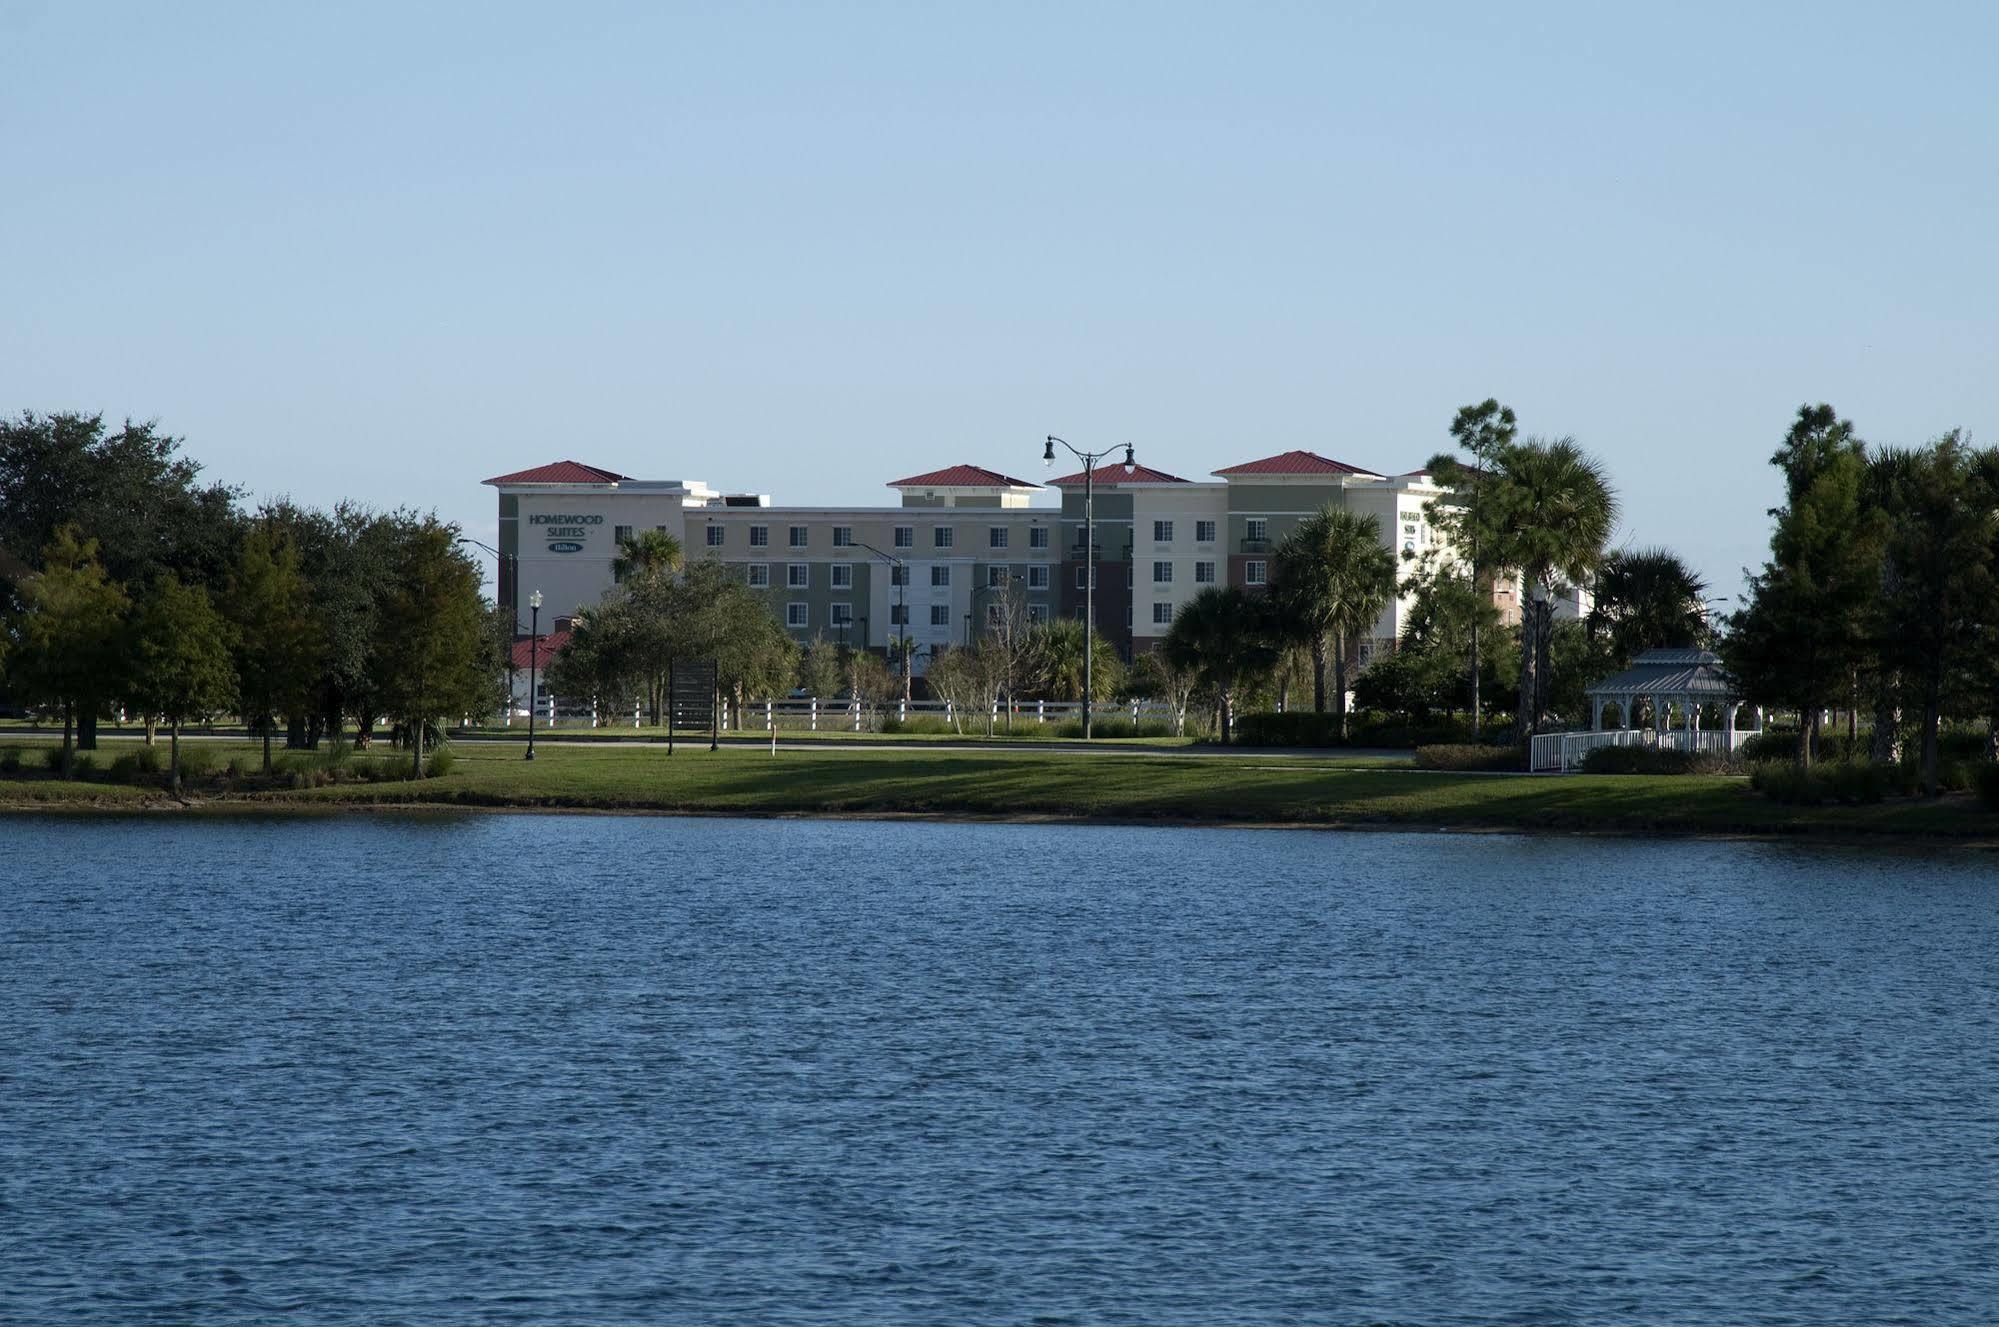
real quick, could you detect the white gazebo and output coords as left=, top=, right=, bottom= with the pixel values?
left=1531, top=648, right=1762, bottom=772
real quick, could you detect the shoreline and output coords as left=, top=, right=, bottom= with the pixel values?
left=4, top=792, right=1994, bottom=849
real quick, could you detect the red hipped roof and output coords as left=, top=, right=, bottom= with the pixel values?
left=1213, top=449, right=1380, bottom=477
left=1046, top=463, right=1192, bottom=486
left=484, top=460, right=630, bottom=486
left=511, top=629, right=572, bottom=670
left=888, top=464, right=1040, bottom=489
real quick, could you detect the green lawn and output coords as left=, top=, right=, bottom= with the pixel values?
left=1, top=736, right=1993, bottom=839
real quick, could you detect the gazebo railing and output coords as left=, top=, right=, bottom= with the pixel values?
left=1531, top=728, right=1649, bottom=773
left=1532, top=725, right=1757, bottom=773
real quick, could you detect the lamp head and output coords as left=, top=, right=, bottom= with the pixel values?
left=1122, top=443, right=1136, bottom=475
left=1043, top=436, right=1055, bottom=467
left=529, top=590, right=543, bottom=610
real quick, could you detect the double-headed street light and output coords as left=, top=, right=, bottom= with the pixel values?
left=1043, top=435, right=1137, bottom=740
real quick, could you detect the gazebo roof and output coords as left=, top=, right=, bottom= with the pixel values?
left=1585, top=648, right=1739, bottom=699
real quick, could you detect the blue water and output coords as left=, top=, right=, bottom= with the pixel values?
left=3, top=816, right=1997, bottom=1325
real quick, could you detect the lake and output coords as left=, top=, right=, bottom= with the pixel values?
left=3, top=814, right=1996, bottom=1324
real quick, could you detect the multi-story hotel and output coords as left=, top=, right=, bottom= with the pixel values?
left=484, top=450, right=1459, bottom=675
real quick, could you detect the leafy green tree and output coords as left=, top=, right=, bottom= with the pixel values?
left=373, top=522, right=490, bottom=777
left=1425, top=399, right=1517, bottom=737
left=1724, top=406, right=1879, bottom=766
left=1161, top=587, right=1277, bottom=744
left=1588, top=548, right=1709, bottom=663
left=126, top=575, right=237, bottom=792
left=545, top=607, right=638, bottom=719
left=1869, top=435, right=1993, bottom=794
left=225, top=525, right=320, bottom=774
left=0, top=412, right=240, bottom=748
left=1269, top=506, right=1397, bottom=736
left=6, top=528, right=130, bottom=775
left=0, top=412, right=242, bottom=603
left=798, top=633, right=843, bottom=699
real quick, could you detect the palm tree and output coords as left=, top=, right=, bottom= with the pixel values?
left=1030, top=619, right=1123, bottom=703
left=612, top=528, right=684, bottom=584
left=1161, top=587, right=1277, bottom=744
left=1269, top=506, right=1398, bottom=737
left=1489, top=437, right=1618, bottom=743
left=1588, top=548, right=1708, bottom=662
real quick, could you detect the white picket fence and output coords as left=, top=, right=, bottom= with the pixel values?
left=1529, top=727, right=1756, bottom=773
left=492, top=696, right=1187, bottom=734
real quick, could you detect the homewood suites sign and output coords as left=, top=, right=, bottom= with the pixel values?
left=530, top=513, right=603, bottom=554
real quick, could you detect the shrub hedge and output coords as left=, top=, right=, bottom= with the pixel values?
left=1577, top=746, right=1739, bottom=776
left=1413, top=744, right=1527, bottom=771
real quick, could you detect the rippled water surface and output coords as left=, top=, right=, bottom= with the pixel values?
left=4, top=815, right=1998, bottom=1324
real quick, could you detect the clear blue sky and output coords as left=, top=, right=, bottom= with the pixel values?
left=5, top=2, right=1994, bottom=599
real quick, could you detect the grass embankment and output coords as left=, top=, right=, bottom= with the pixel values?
left=1, top=738, right=1994, bottom=840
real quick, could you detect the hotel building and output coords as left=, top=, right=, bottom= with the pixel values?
left=484, top=450, right=1460, bottom=676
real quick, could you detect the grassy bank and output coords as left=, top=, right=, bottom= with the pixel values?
left=1, top=738, right=1994, bottom=840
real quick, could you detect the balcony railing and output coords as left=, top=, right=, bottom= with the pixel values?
left=1239, top=538, right=1270, bottom=554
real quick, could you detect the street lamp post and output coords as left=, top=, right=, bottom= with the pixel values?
left=1043, top=435, right=1136, bottom=739
left=854, top=540, right=910, bottom=703
left=525, top=590, right=543, bottom=761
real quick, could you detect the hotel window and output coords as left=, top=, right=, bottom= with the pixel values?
left=789, top=525, right=808, bottom=548
left=750, top=525, right=769, bottom=547
left=1028, top=604, right=1048, bottom=623
left=890, top=564, right=909, bottom=587
left=786, top=602, right=809, bottom=628
left=934, top=526, right=954, bottom=549
left=1153, top=561, right=1172, bottom=584
left=1029, top=526, right=1049, bottom=549
left=705, top=526, right=725, bottom=547
left=1028, top=565, right=1049, bottom=590
left=894, top=525, right=914, bottom=549
left=614, top=524, right=634, bottom=543
left=1195, top=561, right=1215, bottom=584
left=1074, top=565, right=1096, bottom=589
left=748, top=564, right=771, bottom=588
left=989, top=527, right=1008, bottom=549
left=831, top=564, right=853, bottom=589
left=833, top=526, right=853, bottom=547
left=1126, top=565, right=1134, bottom=588
left=987, top=566, right=1007, bottom=589
left=1246, top=560, right=1267, bottom=586
left=830, top=603, right=853, bottom=627
left=788, top=564, right=809, bottom=588
left=1125, top=605, right=1133, bottom=628
left=890, top=604, right=908, bottom=625
left=932, top=565, right=951, bottom=587
left=1152, top=520, right=1173, bottom=542
left=1153, top=602, right=1173, bottom=625
left=1245, top=518, right=1268, bottom=543
left=930, top=604, right=951, bottom=626
left=986, top=603, right=1003, bottom=627
left=1195, top=519, right=1217, bottom=543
